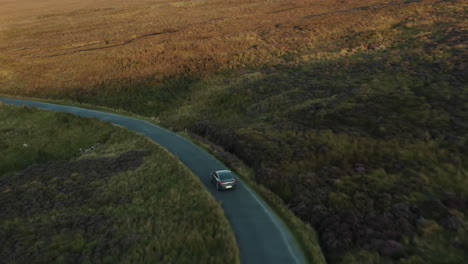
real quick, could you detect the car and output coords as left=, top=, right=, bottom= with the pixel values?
left=210, top=170, right=237, bottom=191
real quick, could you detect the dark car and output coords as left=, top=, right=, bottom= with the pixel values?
left=210, top=170, right=237, bottom=190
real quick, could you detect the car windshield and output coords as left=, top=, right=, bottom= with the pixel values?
left=218, top=171, right=233, bottom=181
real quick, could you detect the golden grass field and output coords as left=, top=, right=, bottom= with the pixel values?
left=1, top=0, right=464, bottom=95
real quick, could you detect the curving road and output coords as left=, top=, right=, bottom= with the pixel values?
left=0, top=97, right=308, bottom=264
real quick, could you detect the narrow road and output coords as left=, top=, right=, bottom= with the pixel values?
left=0, top=97, right=308, bottom=264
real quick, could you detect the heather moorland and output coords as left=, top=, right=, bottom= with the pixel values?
left=1, top=0, right=467, bottom=263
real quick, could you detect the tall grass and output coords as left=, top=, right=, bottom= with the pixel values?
left=0, top=105, right=239, bottom=263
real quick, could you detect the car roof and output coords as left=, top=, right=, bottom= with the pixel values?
left=216, top=170, right=234, bottom=177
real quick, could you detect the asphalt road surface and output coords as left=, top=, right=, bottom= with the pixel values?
left=0, top=97, right=308, bottom=264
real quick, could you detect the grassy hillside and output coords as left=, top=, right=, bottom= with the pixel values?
left=1, top=0, right=467, bottom=263
left=160, top=2, right=468, bottom=262
left=0, top=104, right=239, bottom=264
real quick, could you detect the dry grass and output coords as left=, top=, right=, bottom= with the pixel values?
left=1, top=0, right=463, bottom=95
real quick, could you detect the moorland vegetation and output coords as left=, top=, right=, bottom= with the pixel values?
left=0, top=105, right=239, bottom=263
left=1, top=0, right=467, bottom=262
